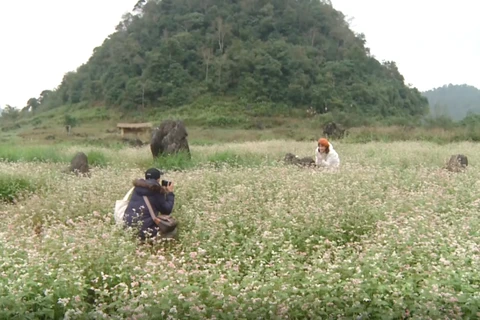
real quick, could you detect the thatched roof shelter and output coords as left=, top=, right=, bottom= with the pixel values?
left=117, top=122, right=152, bottom=136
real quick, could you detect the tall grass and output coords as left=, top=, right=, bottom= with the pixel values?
left=0, top=145, right=67, bottom=163
left=0, top=172, right=46, bottom=203
left=0, top=145, right=111, bottom=168
left=343, top=125, right=480, bottom=144
left=7, top=97, right=480, bottom=147
left=86, top=150, right=109, bottom=167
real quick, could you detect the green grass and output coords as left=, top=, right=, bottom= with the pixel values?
left=151, top=152, right=196, bottom=171
left=0, top=145, right=112, bottom=169
left=0, top=143, right=282, bottom=170
left=135, top=149, right=277, bottom=171
left=0, top=173, right=39, bottom=203
left=205, top=150, right=273, bottom=168
left=86, top=150, right=109, bottom=167
left=0, top=145, right=67, bottom=163
left=6, top=97, right=480, bottom=148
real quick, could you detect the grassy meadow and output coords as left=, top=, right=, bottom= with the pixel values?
left=5, top=100, right=480, bottom=147
left=0, top=139, right=480, bottom=319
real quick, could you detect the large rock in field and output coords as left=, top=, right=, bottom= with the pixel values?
left=150, top=120, right=191, bottom=159
left=68, top=152, right=90, bottom=176
left=323, top=121, right=346, bottom=139
left=445, top=154, right=468, bottom=172
left=284, top=153, right=315, bottom=167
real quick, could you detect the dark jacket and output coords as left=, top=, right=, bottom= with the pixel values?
left=124, top=179, right=175, bottom=239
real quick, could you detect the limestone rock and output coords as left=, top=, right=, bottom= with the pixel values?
left=150, top=120, right=191, bottom=159
left=284, top=153, right=315, bottom=167
left=445, top=154, right=468, bottom=172
left=323, top=121, right=346, bottom=139
left=68, top=152, right=90, bottom=176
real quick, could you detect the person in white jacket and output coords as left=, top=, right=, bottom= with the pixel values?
left=315, top=138, right=340, bottom=168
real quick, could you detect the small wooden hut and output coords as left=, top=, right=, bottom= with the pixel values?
left=117, top=122, right=152, bottom=137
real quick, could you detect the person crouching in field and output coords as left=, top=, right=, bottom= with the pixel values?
left=315, top=138, right=340, bottom=168
left=124, top=168, right=177, bottom=241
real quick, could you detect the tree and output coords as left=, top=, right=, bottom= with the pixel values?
left=201, top=46, right=213, bottom=81
left=213, top=17, right=231, bottom=54
left=133, top=0, right=147, bottom=12
left=38, top=90, right=52, bottom=105
left=26, top=97, right=40, bottom=113
left=2, top=105, right=19, bottom=121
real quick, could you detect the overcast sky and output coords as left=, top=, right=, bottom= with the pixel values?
left=1, top=0, right=478, bottom=109
left=332, top=0, right=480, bottom=91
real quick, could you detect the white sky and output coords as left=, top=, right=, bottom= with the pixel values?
left=0, top=0, right=478, bottom=109
left=0, top=0, right=137, bottom=109
left=332, top=0, right=480, bottom=91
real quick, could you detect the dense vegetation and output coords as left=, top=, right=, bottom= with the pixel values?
left=423, top=84, right=480, bottom=121
left=24, top=0, right=427, bottom=119
left=1, top=141, right=480, bottom=318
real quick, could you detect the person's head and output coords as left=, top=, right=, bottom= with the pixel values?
left=318, top=138, right=330, bottom=154
left=145, top=168, right=163, bottom=182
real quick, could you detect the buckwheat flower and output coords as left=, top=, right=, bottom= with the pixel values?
left=58, top=297, right=70, bottom=307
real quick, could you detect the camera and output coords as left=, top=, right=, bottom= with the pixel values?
left=161, top=179, right=172, bottom=187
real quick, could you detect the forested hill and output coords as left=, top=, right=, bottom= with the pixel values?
left=30, top=0, right=428, bottom=118
left=423, top=84, right=480, bottom=121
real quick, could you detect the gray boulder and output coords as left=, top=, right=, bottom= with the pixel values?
left=284, top=153, right=315, bottom=167
left=445, top=154, right=468, bottom=172
left=67, top=152, right=90, bottom=176
left=323, top=121, right=346, bottom=139
left=150, top=120, right=191, bottom=159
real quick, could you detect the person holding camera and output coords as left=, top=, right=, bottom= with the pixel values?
left=124, top=168, right=176, bottom=241
left=315, top=138, right=340, bottom=168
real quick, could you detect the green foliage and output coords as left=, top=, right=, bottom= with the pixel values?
left=1, top=141, right=480, bottom=318
left=29, top=0, right=427, bottom=120
left=64, top=114, right=78, bottom=127
left=0, top=226, right=141, bottom=319
left=460, top=113, right=480, bottom=128
left=0, top=174, right=37, bottom=203
left=0, top=145, right=67, bottom=163
left=151, top=151, right=195, bottom=171
left=0, top=105, right=20, bottom=121
left=136, top=149, right=271, bottom=171
left=202, top=115, right=246, bottom=127
left=206, top=150, right=269, bottom=168
left=423, top=84, right=480, bottom=121
left=342, top=125, right=480, bottom=144
left=86, top=150, right=108, bottom=167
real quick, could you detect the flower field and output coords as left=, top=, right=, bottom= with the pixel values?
left=0, top=140, right=479, bottom=319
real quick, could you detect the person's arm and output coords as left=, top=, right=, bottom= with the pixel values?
left=150, top=192, right=174, bottom=215
left=319, top=159, right=329, bottom=166
left=321, top=153, right=339, bottom=167
left=160, top=192, right=175, bottom=215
